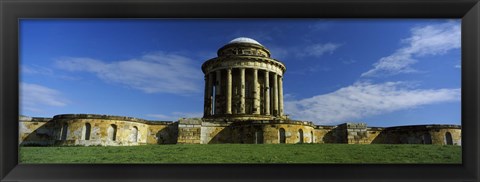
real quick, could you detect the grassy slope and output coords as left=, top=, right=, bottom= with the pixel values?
left=19, top=144, right=461, bottom=164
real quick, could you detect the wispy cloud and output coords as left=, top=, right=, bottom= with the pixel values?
left=267, top=42, right=342, bottom=61
left=285, top=81, right=460, bottom=125
left=20, top=82, right=68, bottom=114
left=361, top=21, right=460, bottom=77
left=172, top=111, right=203, bottom=118
left=308, top=21, right=332, bottom=32
left=21, top=65, right=54, bottom=75
left=454, top=60, right=461, bottom=69
left=266, top=46, right=290, bottom=60
left=302, top=43, right=342, bottom=57
left=55, top=52, right=203, bottom=95
left=145, top=114, right=171, bottom=120
left=146, top=111, right=203, bottom=121
left=341, top=58, right=357, bottom=65
left=22, top=64, right=80, bottom=80
left=288, top=64, right=332, bottom=75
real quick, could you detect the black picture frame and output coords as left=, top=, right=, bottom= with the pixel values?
left=1, top=0, right=479, bottom=181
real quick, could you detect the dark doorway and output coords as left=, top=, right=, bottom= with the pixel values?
left=255, top=130, right=263, bottom=144
left=298, top=129, right=304, bottom=143
left=279, top=128, right=286, bottom=143
left=108, top=124, right=117, bottom=141
left=61, top=124, right=68, bottom=140
left=445, top=132, right=453, bottom=145
left=423, top=133, right=432, bottom=144
left=83, top=123, right=91, bottom=140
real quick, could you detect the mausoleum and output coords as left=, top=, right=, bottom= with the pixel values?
left=19, top=37, right=462, bottom=146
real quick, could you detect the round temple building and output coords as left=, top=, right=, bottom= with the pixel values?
left=202, top=37, right=287, bottom=121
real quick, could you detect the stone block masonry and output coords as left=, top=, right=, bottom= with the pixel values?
left=19, top=114, right=461, bottom=146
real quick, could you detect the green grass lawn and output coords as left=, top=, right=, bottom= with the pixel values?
left=19, top=144, right=461, bottom=164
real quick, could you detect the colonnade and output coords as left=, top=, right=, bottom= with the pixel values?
left=204, top=68, right=284, bottom=117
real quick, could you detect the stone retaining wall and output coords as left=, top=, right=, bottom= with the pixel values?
left=19, top=114, right=462, bottom=146
left=20, top=114, right=175, bottom=146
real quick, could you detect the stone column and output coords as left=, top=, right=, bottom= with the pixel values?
left=273, top=73, right=278, bottom=116
left=278, top=75, right=284, bottom=116
left=239, top=68, right=246, bottom=114
left=226, top=68, right=232, bottom=114
left=264, top=71, right=270, bottom=115
left=208, top=73, right=214, bottom=115
left=204, top=73, right=213, bottom=116
left=253, top=69, right=260, bottom=114
left=204, top=74, right=208, bottom=116
left=215, top=70, right=221, bottom=114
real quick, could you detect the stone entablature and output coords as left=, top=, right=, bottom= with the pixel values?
left=202, top=56, right=286, bottom=76
left=217, top=42, right=271, bottom=57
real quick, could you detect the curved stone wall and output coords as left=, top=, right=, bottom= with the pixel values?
left=211, top=120, right=315, bottom=144
left=371, top=125, right=461, bottom=145
left=19, top=114, right=177, bottom=146
left=19, top=114, right=461, bottom=146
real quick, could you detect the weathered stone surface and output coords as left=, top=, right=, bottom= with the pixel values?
left=19, top=115, right=462, bottom=146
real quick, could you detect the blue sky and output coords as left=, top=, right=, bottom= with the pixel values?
left=19, top=19, right=461, bottom=127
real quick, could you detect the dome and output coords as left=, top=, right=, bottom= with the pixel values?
left=228, top=37, right=262, bottom=46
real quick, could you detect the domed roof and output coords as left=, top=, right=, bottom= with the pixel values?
left=228, top=37, right=262, bottom=46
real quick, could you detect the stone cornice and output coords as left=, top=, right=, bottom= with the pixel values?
left=217, top=42, right=271, bottom=57
left=202, top=55, right=286, bottom=75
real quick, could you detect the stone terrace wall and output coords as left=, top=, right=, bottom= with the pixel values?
left=370, top=125, right=461, bottom=145
left=19, top=114, right=176, bottom=146
left=177, top=118, right=202, bottom=144
left=313, top=125, right=338, bottom=143
left=19, top=117, right=57, bottom=146
left=20, top=114, right=461, bottom=146
left=261, top=120, right=316, bottom=144
left=343, top=123, right=369, bottom=144
left=189, top=119, right=318, bottom=144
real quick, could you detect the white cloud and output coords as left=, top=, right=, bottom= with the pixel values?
left=22, top=64, right=81, bottom=81
left=362, top=21, right=460, bottom=77
left=308, top=21, right=332, bottom=31
left=146, top=111, right=203, bottom=121
left=55, top=52, right=203, bottom=94
left=172, top=111, right=203, bottom=118
left=266, top=46, right=289, bottom=60
left=21, top=65, right=54, bottom=75
left=20, top=82, right=68, bottom=113
left=285, top=81, right=460, bottom=125
left=145, top=114, right=171, bottom=120
left=266, top=42, right=342, bottom=60
left=303, top=43, right=342, bottom=57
